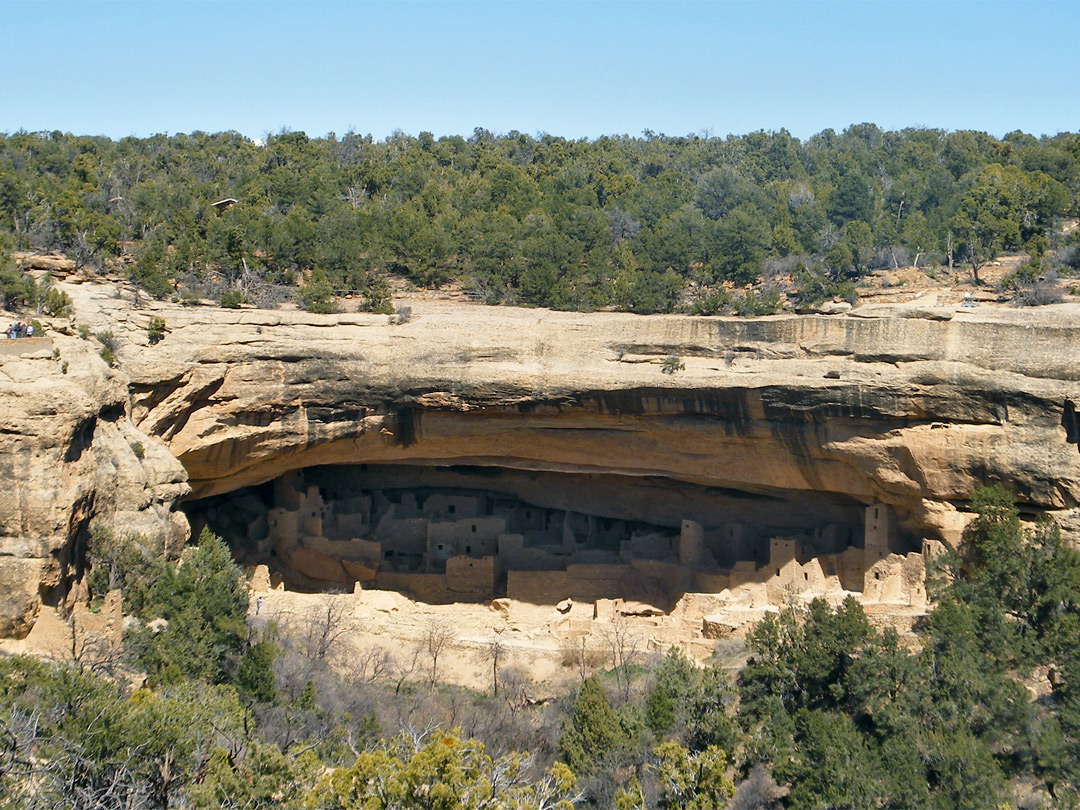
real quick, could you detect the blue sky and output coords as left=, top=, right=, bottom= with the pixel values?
left=2, top=1, right=1077, bottom=142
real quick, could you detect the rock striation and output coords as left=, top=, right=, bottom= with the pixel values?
left=3, top=275, right=1080, bottom=637
left=0, top=332, right=187, bottom=637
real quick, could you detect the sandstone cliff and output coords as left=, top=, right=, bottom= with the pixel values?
left=0, top=330, right=187, bottom=637
left=3, top=275, right=1080, bottom=637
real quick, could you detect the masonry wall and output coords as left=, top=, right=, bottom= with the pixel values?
left=303, top=536, right=382, bottom=565
left=679, top=520, right=705, bottom=565
left=630, top=558, right=693, bottom=597
left=374, top=517, right=428, bottom=550
left=445, top=555, right=497, bottom=598
left=566, top=563, right=632, bottom=601
left=506, top=570, right=570, bottom=603
left=332, top=513, right=370, bottom=540
left=373, top=572, right=454, bottom=603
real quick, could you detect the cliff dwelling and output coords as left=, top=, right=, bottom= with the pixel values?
left=184, top=462, right=929, bottom=612
left=18, top=276, right=1080, bottom=644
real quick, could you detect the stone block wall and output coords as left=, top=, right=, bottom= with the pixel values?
left=693, top=571, right=731, bottom=592
left=445, top=555, right=496, bottom=598
left=630, top=558, right=693, bottom=596
left=506, top=570, right=570, bottom=603
left=423, top=494, right=480, bottom=521
left=374, top=517, right=428, bottom=550
left=374, top=572, right=454, bottom=603
left=566, top=563, right=632, bottom=601
left=679, top=520, right=704, bottom=565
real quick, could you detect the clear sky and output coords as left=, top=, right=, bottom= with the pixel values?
left=1, top=0, right=1077, bottom=143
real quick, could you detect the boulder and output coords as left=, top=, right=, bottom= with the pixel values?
left=278, top=545, right=346, bottom=585
left=818, top=300, right=852, bottom=314
left=342, top=559, right=377, bottom=582
left=702, top=614, right=740, bottom=639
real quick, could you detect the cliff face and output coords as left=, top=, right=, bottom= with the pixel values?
left=124, top=298, right=1080, bottom=535
left=0, top=334, right=187, bottom=637
left=3, top=277, right=1080, bottom=636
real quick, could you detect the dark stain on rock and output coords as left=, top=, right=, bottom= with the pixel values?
left=1063, top=399, right=1079, bottom=445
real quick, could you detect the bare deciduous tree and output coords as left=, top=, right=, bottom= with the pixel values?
left=482, top=635, right=505, bottom=697
left=348, top=644, right=395, bottom=685
left=423, top=618, right=455, bottom=690
left=606, top=614, right=643, bottom=702
left=392, top=643, right=424, bottom=695
left=272, top=596, right=352, bottom=704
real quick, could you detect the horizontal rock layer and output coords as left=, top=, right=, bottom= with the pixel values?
left=0, top=334, right=187, bottom=637
left=103, top=288, right=1080, bottom=533
left=5, top=278, right=1080, bottom=637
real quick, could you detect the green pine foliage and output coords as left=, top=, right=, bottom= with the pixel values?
left=2, top=127, right=1078, bottom=315
left=558, top=675, right=622, bottom=774
left=219, top=289, right=244, bottom=308
left=125, top=527, right=248, bottom=685
left=235, top=640, right=278, bottom=704
left=0, top=656, right=248, bottom=810
left=6, top=485, right=1080, bottom=807
left=146, top=316, right=166, bottom=344
left=733, top=486, right=1080, bottom=809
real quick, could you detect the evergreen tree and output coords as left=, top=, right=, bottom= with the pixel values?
left=558, top=675, right=621, bottom=774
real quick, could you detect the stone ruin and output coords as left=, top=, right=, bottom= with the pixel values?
left=190, top=464, right=931, bottom=618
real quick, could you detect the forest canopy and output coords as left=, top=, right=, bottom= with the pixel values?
left=4, top=489, right=1080, bottom=808
left=1, top=125, right=1079, bottom=313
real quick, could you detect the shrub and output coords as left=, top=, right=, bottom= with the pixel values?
left=355, top=273, right=394, bottom=314
left=130, top=441, right=145, bottom=460
left=691, top=288, right=732, bottom=316
left=732, top=288, right=783, bottom=316
left=42, top=287, right=73, bottom=317
left=220, top=290, right=245, bottom=309
left=302, top=296, right=339, bottom=314
left=97, top=330, right=118, bottom=366
left=0, top=264, right=32, bottom=310
left=559, top=676, right=621, bottom=773
left=661, top=355, right=685, bottom=375
left=85, top=524, right=165, bottom=613
left=1013, top=271, right=1064, bottom=307
left=299, top=268, right=338, bottom=313
left=78, top=323, right=91, bottom=340
left=147, top=316, right=166, bottom=344
left=127, top=527, right=247, bottom=685
left=235, top=640, right=278, bottom=703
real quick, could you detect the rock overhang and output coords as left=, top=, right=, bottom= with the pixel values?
left=5, top=281, right=1080, bottom=637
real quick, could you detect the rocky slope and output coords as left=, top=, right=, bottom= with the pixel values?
left=0, top=329, right=187, bottom=637
left=2, top=274, right=1080, bottom=637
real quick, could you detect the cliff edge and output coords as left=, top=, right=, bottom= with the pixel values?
left=2, top=274, right=1079, bottom=637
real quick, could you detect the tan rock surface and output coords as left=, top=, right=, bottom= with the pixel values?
left=4, top=274, right=1080, bottom=638
left=0, top=316, right=188, bottom=637
left=64, top=281, right=1080, bottom=536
